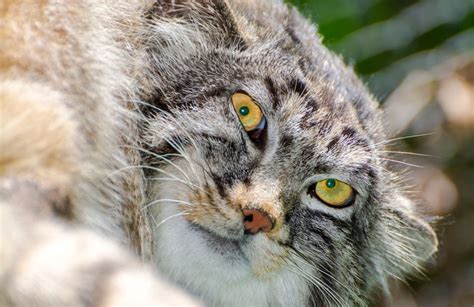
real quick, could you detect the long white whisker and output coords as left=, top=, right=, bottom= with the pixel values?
left=375, top=132, right=435, bottom=147
left=150, top=154, right=191, bottom=182
left=122, top=145, right=192, bottom=183
left=155, top=212, right=189, bottom=229
left=142, top=198, right=193, bottom=211
left=380, top=150, right=434, bottom=158
left=148, top=177, right=212, bottom=197
left=380, top=158, right=423, bottom=169
left=163, top=134, right=202, bottom=184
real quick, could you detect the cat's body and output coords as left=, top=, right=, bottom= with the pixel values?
left=0, top=0, right=437, bottom=306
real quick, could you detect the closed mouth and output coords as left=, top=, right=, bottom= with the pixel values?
left=187, top=221, right=249, bottom=262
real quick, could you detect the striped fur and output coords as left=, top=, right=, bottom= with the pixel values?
left=0, top=0, right=437, bottom=306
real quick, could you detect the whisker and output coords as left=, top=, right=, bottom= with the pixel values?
left=107, top=165, right=175, bottom=177
left=289, top=246, right=366, bottom=305
left=380, top=158, right=423, bottom=169
left=162, top=134, right=202, bottom=183
left=130, top=99, right=166, bottom=114
left=110, top=165, right=210, bottom=197
left=148, top=177, right=211, bottom=197
left=286, top=250, right=345, bottom=306
left=375, top=132, right=435, bottom=147
left=283, top=259, right=330, bottom=305
left=380, top=150, right=434, bottom=158
left=154, top=212, right=190, bottom=229
left=142, top=198, right=193, bottom=211
left=129, top=145, right=192, bottom=182
left=149, top=113, right=215, bottom=182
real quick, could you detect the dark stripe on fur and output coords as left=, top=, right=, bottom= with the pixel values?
left=264, top=77, right=280, bottom=108
left=289, top=78, right=310, bottom=98
left=341, top=126, right=357, bottom=139
left=285, top=25, right=301, bottom=45
left=310, top=210, right=352, bottom=230
left=327, top=135, right=340, bottom=151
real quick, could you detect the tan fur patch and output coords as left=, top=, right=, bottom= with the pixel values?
left=185, top=187, right=225, bottom=224
left=0, top=80, right=79, bottom=193
left=230, top=181, right=283, bottom=232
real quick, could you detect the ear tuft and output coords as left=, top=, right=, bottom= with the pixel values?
left=381, top=195, right=438, bottom=279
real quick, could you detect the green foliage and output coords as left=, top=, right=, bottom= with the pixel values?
left=288, top=0, right=474, bottom=99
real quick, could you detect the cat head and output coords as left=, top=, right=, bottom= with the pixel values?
left=143, top=0, right=437, bottom=305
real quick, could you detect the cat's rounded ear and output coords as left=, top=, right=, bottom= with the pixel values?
left=380, top=194, right=438, bottom=275
left=149, top=0, right=246, bottom=50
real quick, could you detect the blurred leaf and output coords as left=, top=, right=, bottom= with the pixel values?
left=288, top=0, right=474, bottom=98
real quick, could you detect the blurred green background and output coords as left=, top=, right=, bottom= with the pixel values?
left=288, top=0, right=474, bottom=306
left=289, top=0, right=473, bottom=98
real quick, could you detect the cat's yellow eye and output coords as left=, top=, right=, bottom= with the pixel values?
left=313, top=179, right=355, bottom=207
left=231, top=92, right=264, bottom=132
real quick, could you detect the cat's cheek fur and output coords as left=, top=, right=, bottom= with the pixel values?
left=382, top=194, right=438, bottom=268
left=354, top=191, right=438, bottom=296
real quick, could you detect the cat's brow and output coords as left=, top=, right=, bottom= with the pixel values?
left=181, top=86, right=229, bottom=105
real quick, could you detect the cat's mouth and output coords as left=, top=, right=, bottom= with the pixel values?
left=183, top=213, right=291, bottom=277
left=187, top=222, right=249, bottom=261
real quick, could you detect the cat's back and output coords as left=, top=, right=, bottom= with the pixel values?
left=1, top=1, right=197, bottom=305
left=0, top=0, right=149, bottom=238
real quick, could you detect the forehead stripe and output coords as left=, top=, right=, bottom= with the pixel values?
left=288, top=78, right=310, bottom=98
left=264, top=77, right=280, bottom=108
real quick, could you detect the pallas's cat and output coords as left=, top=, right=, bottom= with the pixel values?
left=0, top=0, right=437, bottom=306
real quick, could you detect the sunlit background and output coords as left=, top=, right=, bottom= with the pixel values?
left=288, top=0, right=473, bottom=306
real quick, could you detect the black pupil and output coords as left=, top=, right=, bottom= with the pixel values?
left=239, top=106, right=250, bottom=116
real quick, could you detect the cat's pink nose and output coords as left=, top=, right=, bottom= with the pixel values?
left=242, top=209, right=274, bottom=234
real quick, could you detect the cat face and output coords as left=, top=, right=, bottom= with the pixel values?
left=144, top=1, right=437, bottom=305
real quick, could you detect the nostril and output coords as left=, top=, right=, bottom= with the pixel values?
left=243, top=213, right=253, bottom=222
left=242, top=208, right=273, bottom=235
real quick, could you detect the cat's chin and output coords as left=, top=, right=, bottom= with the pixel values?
left=155, top=200, right=289, bottom=268
left=187, top=219, right=290, bottom=275
left=149, top=168, right=307, bottom=303
left=153, top=203, right=308, bottom=305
